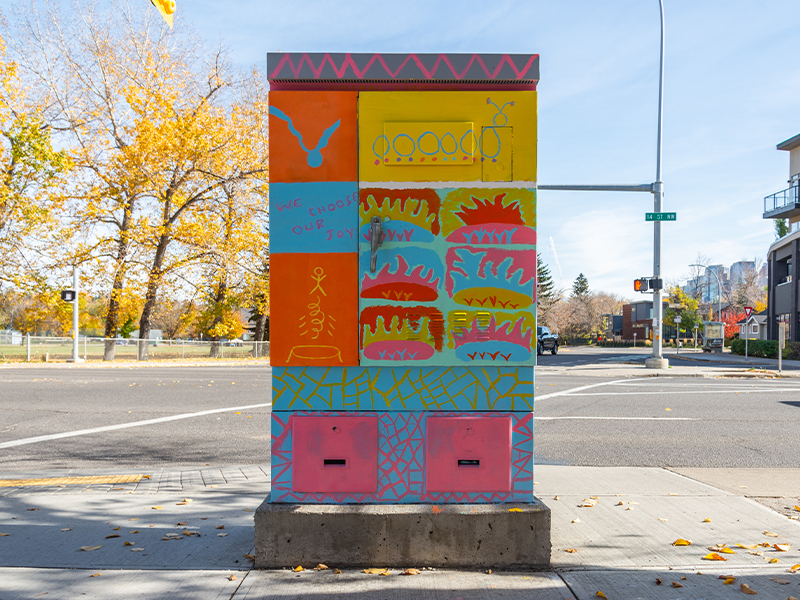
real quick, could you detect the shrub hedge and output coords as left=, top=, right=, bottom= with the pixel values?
left=730, top=338, right=800, bottom=360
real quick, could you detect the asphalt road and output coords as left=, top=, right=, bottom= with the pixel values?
left=1, top=359, right=799, bottom=471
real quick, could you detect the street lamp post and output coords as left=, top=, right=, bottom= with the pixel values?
left=690, top=264, right=722, bottom=323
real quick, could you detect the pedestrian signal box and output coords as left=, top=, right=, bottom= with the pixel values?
left=61, top=290, right=76, bottom=302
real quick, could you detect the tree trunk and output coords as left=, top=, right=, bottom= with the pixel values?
left=138, top=233, right=170, bottom=360
left=209, top=280, right=227, bottom=358
left=252, top=311, right=267, bottom=357
left=102, top=196, right=135, bottom=361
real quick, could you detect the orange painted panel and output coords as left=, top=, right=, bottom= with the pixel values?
left=269, top=91, right=358, bottom=183
left=270, top=253, right=359, bottom=366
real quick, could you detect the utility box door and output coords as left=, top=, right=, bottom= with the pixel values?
left=292, top=415, right=379, bottom=493
left=425, top=416, right=513, bottom=493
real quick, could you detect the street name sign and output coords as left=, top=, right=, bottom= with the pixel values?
left=646, top=212, right=677, bottom=221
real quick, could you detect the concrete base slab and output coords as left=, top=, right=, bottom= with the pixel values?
left=644, top=357, right=670, bottom=369
left=254, top=495, right=551, bottom=569
left=237, top=568, right=573, bottom=599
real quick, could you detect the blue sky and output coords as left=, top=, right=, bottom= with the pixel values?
left=181, top=0, right=799, bottom=297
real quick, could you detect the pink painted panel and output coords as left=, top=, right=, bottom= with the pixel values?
left=425, top=416, right=512, bottom=493
left=292, top=415, right=378, bottom=493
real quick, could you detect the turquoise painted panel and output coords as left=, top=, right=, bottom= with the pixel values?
left=272, top=366, right=533, bottom=411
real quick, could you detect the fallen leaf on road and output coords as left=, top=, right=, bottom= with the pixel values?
left=112, top=527, right=120, bottom=531
left=244, top=555, right=254, bottom=560
left=431, top=506, right=442, bottom=514
left=162, top=536, right=183, bottom=540
left=176, top=522, right=187, bottom=526
left=789, top=564, right=800, bottom=572
left=215, top=525, right=225, bottom=529
left=128, top=518, right=139, bottom=521
left=626, top=507, right=634, bottom=511
left=579, top=503, right=595, bottom=508
left=131, top=548, right=144, bottom=552
left=333, top=569, right=342, bottom=574
left=141, top=475, right=150, bottom=479
left=773, top=544, right=790, bottom=551
left=228, top=575, right=237, bottom=581
left=363, top=568, right=387, bottom=574
left=105, top=534, right=120, bottom=539
left=702, top=518, right=711, bottom=523
left=402, top=568, right=419, bottom=575
left=671, top=582, right=683, bottom=588
left=244, top=508, right=253, bottom=512
left=595, top=592, right=607, bottom=599
left=703, top=553, right=727, bottom=561
left=672, top=538, right=692, bottom=546
left=123, top=542, right=134, bottom=546
left=767, top=558, right=779, bottom=563
left=27, top=508, right=39, bottom=511
left=217, top=533, right=228, bottom=537
left=736, top=544, right=758, bottom=549
left=554, top=495, right=559, bottom=500
left=723, top=578, right=736, bottom=585
left=314, top=564, right=328, bottom=570
left=771, top=578, right=790, bottom=585
left=616, top=502, right=624, bottom=506
left=89, top=573, right=101, bottom=578
left=183, top=499, right=193, bottom=503
left=655, top=578, right=662, bottom=585
left=508, top=508, right=522, bottom=512
left=379, top=571, right=391, bottom=576
left=565, top=549, right=578, bottom=553
left=60, top=529, right=71, bottom=532
left=763, top=531, right=780, bottom=537
left=681, top=576, right=686, bottom=580
left=571, top=518, right=580, bottom=523
left=740, top=582, right=757, bottom=594
left=658, top=518, right=669, bottom=521
left=151, top=506, right=163, bottom=510
left=748, top=551, right=764, bottom=556
left=128, top=530, right=139, bottom=534
left=80, top=545, right=101, bottom=551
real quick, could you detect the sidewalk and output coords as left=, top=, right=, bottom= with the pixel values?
left=2, top=465, right=798, bottom=599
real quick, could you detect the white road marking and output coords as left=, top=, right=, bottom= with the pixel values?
left=535, top=416, right=697, bottom=421
left=559, top=389, right=800, bottom=396
left=535, top=379, right=648, bottom=401
left=0, top=402, right=273, bottom=449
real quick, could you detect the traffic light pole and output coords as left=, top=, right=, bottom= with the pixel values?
left=67, top=265, right=83, bottom=363
left=538, top=0, right=669, bottom=369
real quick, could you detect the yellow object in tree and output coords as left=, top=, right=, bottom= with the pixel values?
left=150, top=0, right=175, bottom=28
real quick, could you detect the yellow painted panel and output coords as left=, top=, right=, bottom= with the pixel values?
left=359, top=91, right=536, bottom=183
left=481, top=127, right=512, bottom=182
left=0, top=474, right=144, bottom=487
left=383, top=122, right=474, bottom=166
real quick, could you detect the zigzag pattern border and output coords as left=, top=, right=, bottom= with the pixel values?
left=268, top=53, right=539, bottom=82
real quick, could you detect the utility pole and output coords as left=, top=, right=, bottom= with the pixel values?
left=68, top=265, right=83, bottom=363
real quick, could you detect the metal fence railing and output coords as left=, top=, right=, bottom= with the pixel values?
left=764, top=184, right=799, bottom=214
left=0, top=335, right=270, bottom=363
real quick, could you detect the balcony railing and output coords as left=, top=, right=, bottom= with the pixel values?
left=764, top=184, right=799, bottom=216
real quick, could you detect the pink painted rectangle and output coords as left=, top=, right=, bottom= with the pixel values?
left=292, top=415, right=378, bottom=493
left=425, top=416, right=512, bottom=493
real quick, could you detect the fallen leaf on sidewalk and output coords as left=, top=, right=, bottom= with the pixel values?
left=162, top=536, right=183, bottom=540
left=293, top=566, right=304, bottom=572
left=740, top=582, right=757, bottom=594
left=363, top=568, right=388, bottom=574
left=749, top=551, right=764, bottom=556
left=401, top=568, right=419, bottom=575
left=736, top=544, right=758, bottom=549
left=123, top=542, right=134, bottom=546
left=763, top=531, right=780, bottom=537
left=314, top=564, right=328, bottom=570
left=794, top=506, right=800, bottom=512
left=671, top=582, right=683, bottom=588
left=672, top=538, right=692, bottom=546
left=60, top=529, right=70, bottom=532
left=128, top=530, right=139, bottom=534
left=80, top=545, right=101, bottom=551
left=626, top=507, right=634, bottom=511
left=0, top=533, right=10, bottom=536
left=151, top=506, right=163, bottom=510
left=176, top=522, right=187, bottom=526
left=655, top=578, right=662, bottom=585
left=379, top=571, right=391, bottom=576
left=105, top=534, right=120, bottom=539
left=773, top=544, right=790, bottom=551
left=89, top=573, right=101, bottom=578
left=112, top=527, right=119, bottom=531
left=244, top=555, right=254, bottom=560
left=771, top=578, right=790, bottom=585
left=702, top=518, right=711, bottom=522
left=216, top=533, right=227, bottom=537
left=789, top=564, right=800, bottom=572
left=657, top=518, right=669, bottom=521
left=183, top=499, right=193, bottom=503
left=131, top=548, right=144, bottom=552
left=565, top=549, right=578, bottom=553
left=27, top=508, right=39, bottom=511
left=333, top=569, right=342, bottom=574
left=508, top=508, right=522, bottom=512
left=616, top=502, right=624, bottom=506
left=215, top=525, right=225, bottom=529
left=723, top=578, right=736, bottom=584
left=228, top=575, right=237, bottom=581
left=553, top=496, right=559, bottom=501
left=571, top=518, right=580, bottom=523
left=703, top=553, right=727, bottom=561
left=128, top=518, right=139, bottom=521
left=767, top=558, right=779, bottom=563
left=595, top=592, right=607, bottom=599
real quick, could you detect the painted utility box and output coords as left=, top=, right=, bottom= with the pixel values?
left=268, top=53, right=538, bottom=504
